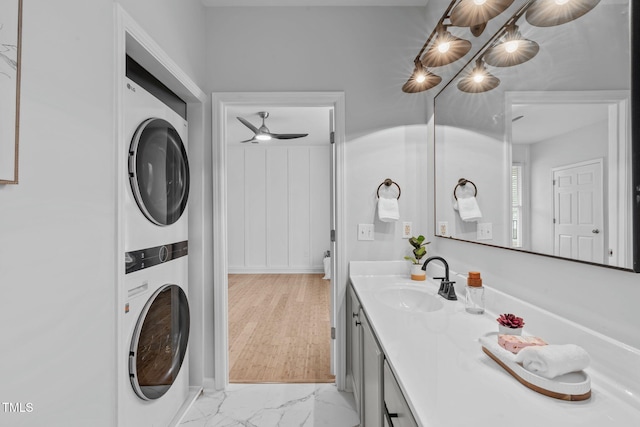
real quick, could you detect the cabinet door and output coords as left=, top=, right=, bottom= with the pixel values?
left=347, top=285, right=362, bottom=414
left=383, top=360, right=418, bottom=427
left=362, top=313, right=384, bottom=427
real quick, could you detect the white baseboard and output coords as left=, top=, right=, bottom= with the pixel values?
left=228, top=267, right=324, bottom=274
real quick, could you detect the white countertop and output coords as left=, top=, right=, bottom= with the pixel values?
left=349, top=261, right=640, bottom=427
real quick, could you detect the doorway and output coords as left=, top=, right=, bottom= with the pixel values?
left=212, top=92, right=346, bottom=390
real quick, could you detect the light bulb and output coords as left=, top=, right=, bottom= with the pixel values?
left=504, top=40, right=520, bottom=53
left=473, top=0, right=487, bottom=5
left=256, top=134, right=271, bottom=141
left=416, top=73, right=426, bottom=83
left=437, top=41, right=451, bottom=53
left=555, top=0, right=569, bottom=4
left=473, top=72, right=485, bottom=83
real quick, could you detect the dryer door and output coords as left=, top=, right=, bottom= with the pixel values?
left=129, top=284, right=190, bottom=401
left=129, top=118, right=190, bottom=226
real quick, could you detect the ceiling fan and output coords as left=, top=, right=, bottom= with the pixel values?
left=237, top=111, right=308, bottom=143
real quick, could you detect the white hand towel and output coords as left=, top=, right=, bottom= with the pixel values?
left=378, top=197, right=399, bottom=222
left=454, top=195, right=482, bottom=222
left=322, top=256, right=331, bottom=280
left=515, top=344, right=590, bottom=379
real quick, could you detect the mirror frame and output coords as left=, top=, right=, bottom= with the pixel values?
left=433, top=1, right=640, bottom=273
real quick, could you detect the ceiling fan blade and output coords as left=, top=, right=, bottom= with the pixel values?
left=240, top=138, right=257, bottom=143
left=271, top=133, right=309, bottom=140
left=237, top=116, right=259, bottom=134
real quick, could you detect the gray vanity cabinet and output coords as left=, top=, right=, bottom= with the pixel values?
left=383, top=360, right=418, bottom=427
left=347, top=285, right=363, bottom=415
left=348, top=283, right=419, bottom=427
left=361, top=311, right=384, bottom=427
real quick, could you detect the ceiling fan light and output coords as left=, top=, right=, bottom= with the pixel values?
left=256, top=134, right=271, bottom=141
left=525, top=0, right=601, bottom=27
left=450, top=0, right=515, bottom=28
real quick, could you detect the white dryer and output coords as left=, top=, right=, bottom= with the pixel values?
left=120, top=245, right=190, bottom=427
left=123, top=75, right=189, bottom=252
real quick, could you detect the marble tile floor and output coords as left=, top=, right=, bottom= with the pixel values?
left=178, top=383, right=360, bottom=427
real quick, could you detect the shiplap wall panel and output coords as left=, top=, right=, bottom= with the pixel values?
left=266, top=147, right=289, bottom=267
left=244, top=148, right=267, bottom=267
left=227, top=148, right=246, bottom=267
left=227, top=144, right=330, bottom=273
left=288, top=148, right=312, bottom=268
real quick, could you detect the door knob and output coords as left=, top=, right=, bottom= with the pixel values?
left=592, top=229, right=600, bottom=234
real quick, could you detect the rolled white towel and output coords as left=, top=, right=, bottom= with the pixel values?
left=515, top=344, right=590, bottom=379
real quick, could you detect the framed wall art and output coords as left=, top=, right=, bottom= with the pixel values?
left=0, top=0, right=22, bottom=184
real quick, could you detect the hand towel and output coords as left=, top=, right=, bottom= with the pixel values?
left=378, top=197, right=399, bottom=222
left=515, top=344, right=590, bottom=379
left=454, top=195, right=482, bottom=222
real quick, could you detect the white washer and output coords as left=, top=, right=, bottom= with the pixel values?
left=120, top=252, right=190, bottom=427
left=123, top=76, right=189, bottom=252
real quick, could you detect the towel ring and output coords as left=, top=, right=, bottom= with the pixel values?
left=453, top=178, right=477, bottom=200
left=377, top=178, right=401, bottom=200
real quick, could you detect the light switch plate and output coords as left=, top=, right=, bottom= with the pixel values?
left=477, top=222, right=493, bottom=240
left=358, top=223, right=374, bottom=241
left=402, top=222, right=412, bottom=238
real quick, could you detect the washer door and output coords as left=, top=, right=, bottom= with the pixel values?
left=129, top=284, right=190, bottom=401
left=129, top=118, right=190, bottom=226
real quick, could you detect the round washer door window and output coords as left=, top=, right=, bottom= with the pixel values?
left=129, top=284, right=190, bottom=401
left=129, top=118, right=190, bottom=226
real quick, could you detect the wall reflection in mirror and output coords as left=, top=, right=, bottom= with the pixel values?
left=434, top=0, right=637, bottom=270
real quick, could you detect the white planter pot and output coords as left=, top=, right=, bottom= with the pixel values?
left=410, top=264, right=426, bottom=281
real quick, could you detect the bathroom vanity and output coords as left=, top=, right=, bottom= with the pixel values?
left=347, top=261, right=640, bottom=426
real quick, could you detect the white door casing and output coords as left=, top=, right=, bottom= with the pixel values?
left=212, top=92, right=346, bottom=390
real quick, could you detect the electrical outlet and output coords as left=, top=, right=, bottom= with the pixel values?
left=358, top=223, right=374, bottom=241
left=477, top=222, right=493, bottom=240
left=402, top=222, right=412, bottom=238
left=438, top=221, right=449, bottom=237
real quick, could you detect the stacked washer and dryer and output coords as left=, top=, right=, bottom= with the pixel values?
left=120, top=57, right=191, bottom=427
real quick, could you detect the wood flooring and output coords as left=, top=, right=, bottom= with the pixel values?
left=228, top=273, right=335, bottom=384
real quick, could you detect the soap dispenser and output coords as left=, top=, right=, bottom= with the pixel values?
left=465, top=271, right=484, bottom=314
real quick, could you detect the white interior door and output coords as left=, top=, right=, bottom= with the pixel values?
left=329, top=108, right=337, bottom=375
left=553, top=159, right=604, bottom=263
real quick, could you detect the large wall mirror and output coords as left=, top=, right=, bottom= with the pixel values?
left=434, top=0, right=639, bottom=272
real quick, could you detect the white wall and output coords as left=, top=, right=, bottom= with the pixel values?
left=0, top=1, right=206, bottom=426
left=227, top=145, right=330, bottom=273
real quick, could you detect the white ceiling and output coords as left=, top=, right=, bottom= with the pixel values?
left=511, top=103, right=609, bottom=145
left=202, top=0, right=429, bottom=6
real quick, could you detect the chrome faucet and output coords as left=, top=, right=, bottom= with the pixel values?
left=421, top=256, right=457, bottom=300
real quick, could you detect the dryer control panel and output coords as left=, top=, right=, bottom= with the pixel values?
left=125, top=240, right=188, bottom=274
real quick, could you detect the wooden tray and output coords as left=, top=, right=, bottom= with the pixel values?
left=479, top=334, right=591, bottom=401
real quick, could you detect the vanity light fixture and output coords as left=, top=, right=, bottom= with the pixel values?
left=457, top=58, right=500, bottom=93
left=421, top=24, right=473, bottom=67
left=402, top=59, right=443, bottom=93
left=483, top=23, right=540, bottom=67
left=450, top=0, right=515, bottom=28
left=526, top=0, right=601, bottom=27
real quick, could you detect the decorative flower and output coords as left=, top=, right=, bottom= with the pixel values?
left=497, top=313, right=525, bottom=329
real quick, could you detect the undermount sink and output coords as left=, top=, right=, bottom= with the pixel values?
left=375, top=284, right=443, bottom=313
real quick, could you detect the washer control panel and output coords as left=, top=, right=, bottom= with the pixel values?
left=125, top=240, right=188, bottom=274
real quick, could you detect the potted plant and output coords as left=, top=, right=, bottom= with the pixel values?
left=497, top=313, right=525, bottom=335
left=404, top=235, right=430, bottom=281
